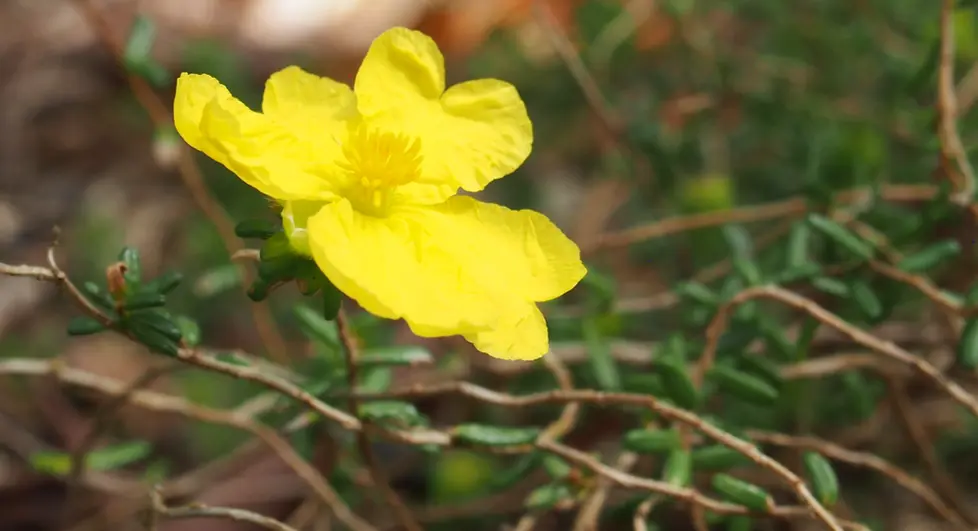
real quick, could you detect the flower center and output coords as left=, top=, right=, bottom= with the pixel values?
left=339, top=123, right=424, bottom=216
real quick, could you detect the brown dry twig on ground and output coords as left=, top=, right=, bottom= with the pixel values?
left=150, top=487, right=301, bottom=531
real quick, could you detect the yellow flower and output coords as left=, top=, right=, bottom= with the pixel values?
left=173, top=27, right=587, bottom=360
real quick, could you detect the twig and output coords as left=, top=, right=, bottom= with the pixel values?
left=584, top=184, right=937, bottom=253
left=151, top=486, right=299, bottom=531
left=337, top=308, right=422, bottom=531
left=695, top=285, right=978, bottom=422
left=937, top=0, right=977, bottom=204
left=573, top=451, right=638, bottom=531
left=887, top=380, right=976, bottom=527
left=533, top=0, right=622, bottom=137
left=0, top=357, right=376, bottom=531
left=68, top=0, right=291, bottom=362
left=632, top=496, right=662, bottom=531
left=747, top=430, right=970, bottom=530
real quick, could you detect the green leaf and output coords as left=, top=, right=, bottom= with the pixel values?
left=247, top=278, right=271, bottom=301
left=525, top=483, right=572, bottom=511
left=143, top=271, right=183, bottom=294
left=128, top=320, right=180, bottom=357
left=736, top=355, right=783, bottom=389
left=675, top=282, right=720, bottom=307
left=581, top=267, right=616, bottom=313
left=731, top=258, right=763, bottom=286
left=259, top=232, right=293, bottom=262
left=29, top=451, right=72, bottom=476
left=294, top=305, right=339, bottom=347
left=491, top=453, right=543, bottom=490
left=83, top=282, right=115, bottom=310
left=958, top=318, right=978, bottom=369
left=118, top=247, right=142, bottom=285
left=812, top=277, right=850, bottom=298
left=775, top=262, right=822, bottom=284
left=257, top=255, right=301, bottom=283
left=358, top=367, right=392, bottom=393
left=849, top=280, right=882, bottom=321
left=126, top=309, right=182, bottom=343
left=806, top=214, right=874, bottom=260
left=321, top=280, right=343, bottom=321
left=786, top=223, right=812, bottom=268
left=897, top=240, right=962, bottom=273
left=175, top=315, right=201, bottom=346
left=87, top=440, right=153, bottom=470
left=712, top=473, right=771, bottom=511
left=453, top=424, right=540, bottom=447
left=194, top=264, right=243, bottom=297
left=653, top=360, right=700, bottom=410
left=622, top=428, right=680, bottom=454
left=542, top=455, right=572, bottom=479
left=122, top=15, right=169, bottom=86
left=359, top=401, right=426, bottom=426
left=124, top=292, right=167, bottom=311
left=709, top=365, right=779, bottom=406
left=803, top=451, right=840, bottom=507
left=234, top=219, right=279, bottom=239
left=726, top=516, right=753, bottom=531
left=583, top=316, right=620, bottom=391
left=67, top=316, right=106, bottom=336
left=662, top=449, right=692, bottom=487
left=692, top=445, right=750, bottom=470
left=358, top=346, right=433, bottom=367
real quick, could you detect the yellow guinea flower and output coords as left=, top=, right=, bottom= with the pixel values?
left=173, top=27, right=587, bottom=360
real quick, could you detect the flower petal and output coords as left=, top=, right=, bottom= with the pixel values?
left=305, top=199, right=503, bottom=334
left=413, top=196, right=587, bottom=302
left=174, top=73, right=339, bottom=201
left=464, top=302, right=549, bottom=361
left=354, top=27, right=533, bottom=193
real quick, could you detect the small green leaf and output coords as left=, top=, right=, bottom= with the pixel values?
left=583, top=316, right=620, bottom=391
left=453, top=424, right=540, bottom=447
left=194, top=264, right=243, bottom=297
left=709, top=365, right=779, bottom=406
left=491, top=453, right=543, bottom=490
left=359, top=367, right=392, bottom=392
left=803, top=451, right=840, bottom=507
left=736, top=355, right=783, bottom=389
left=234, top=219, right=279, bottom=239
left=126, top=309, right=182, bottom=343
left=175, top=315, right=201, bottom=346
left=525, top=483, right=572, bottom=511
left=850, top=280, right=882, bottom=321
left=581, top=267, right=617, bottom=313
left=692, top=445, right=751, bottom=470
left=124, top=292, right=167, bottom=311
left=662, top=449, right=692, bottom=487
left=957, top=318, right=978, bottom=369
left=247, top=278, right=271, bottom=301
left=321, top=280, right=343, bottom=321
left=358, top=346, right=433, bottom=367
left=123, top=16, right=169, bottom=86
left=30, top=451, right=71, bottom=475
left=67, top=316, right=106, bottom=336
left=83, top=281, right=115, bottom=310
left=542, top=455, right=572, bottom=479
left=897, top=240, right=962, bottom=273
left=812, top=277, right=850, bottom=298
left=257, top=255, right=301, bottom=283
left=118, top=247, right=142, bottom=285
left=786, top=223, right=812, bottom=268
left=87, top=440, right=153, bottom=471
left=806, top=214, right=874, bottom=260
left=726, top=516, right=753, bottom=531
left=675, top=282, right=720, bottom=307
left=622, top=428, right=680, bottom=454
left=359, top=401, right=425, bottom=426
left=143, top=271, right=183, bottom=294
left=775, top=262, right=822, bottom=284
left=128, top=321, right=180, bottom=357
left=294, top=305, right=339, bottom=347
left=732, top=258, right=763, bottom=286
left=712, top=473, right=771, bottom=511
left=259, top=232, right=293, bottom=262
left=653, top=360, right=700, bottom=410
